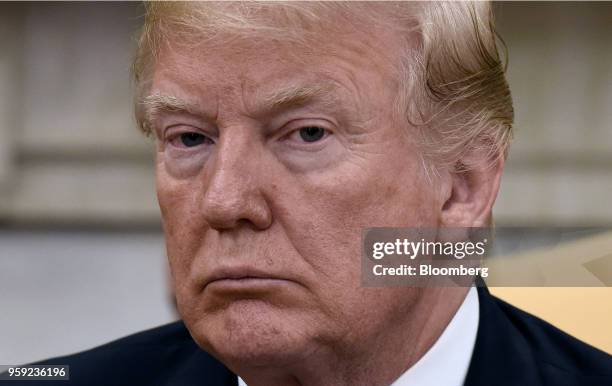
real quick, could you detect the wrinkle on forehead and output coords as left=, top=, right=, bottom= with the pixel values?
left=154, top=42, right=388, bottom=114
left=146, top=7, right=414, bottom=137
left=137, top=2, right=422, bottom=132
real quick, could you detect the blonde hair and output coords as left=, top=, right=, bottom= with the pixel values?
left=133, top=1, right=513, bottom=174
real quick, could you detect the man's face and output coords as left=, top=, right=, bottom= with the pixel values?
left=150, top=21, right=443, bottom=367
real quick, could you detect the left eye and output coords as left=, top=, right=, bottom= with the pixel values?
left=297, top=126, right=327, bottom=143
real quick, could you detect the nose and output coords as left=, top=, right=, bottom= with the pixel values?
left=201, top=130, right=273, bottom=231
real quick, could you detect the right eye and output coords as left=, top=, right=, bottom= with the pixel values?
left=181, top=132, right=210, bottom=147
left=168, top=131, right=215, bottom=148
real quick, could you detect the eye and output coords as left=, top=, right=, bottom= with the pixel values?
left=177, top=132, right=214, bottom=147
left=297, top=126, right=327, bottom=143
left=280, top=122, right=332, bottom=150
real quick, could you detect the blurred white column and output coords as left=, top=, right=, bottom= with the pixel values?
left=0, top=4, right=23, bottom=216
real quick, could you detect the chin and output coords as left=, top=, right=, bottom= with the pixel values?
left=185, top=299, right=312, bottom=367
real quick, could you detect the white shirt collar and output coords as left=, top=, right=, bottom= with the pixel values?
left=389, top=286, right=479, bottom=386
left=238, top=287, right=479, bottom=386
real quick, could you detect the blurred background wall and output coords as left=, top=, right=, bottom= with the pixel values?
left=0, top=2, right=610, bottom=364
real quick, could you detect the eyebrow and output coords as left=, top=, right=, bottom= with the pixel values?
left=257, top=83, right=339, bottom=114
left=139, top=82, right=341, bottom=130
left=140, top=93, right=203, bottom=127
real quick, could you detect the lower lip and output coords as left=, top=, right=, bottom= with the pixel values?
left=205, top=278, right=293, bottom=292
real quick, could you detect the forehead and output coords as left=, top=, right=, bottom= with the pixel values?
left=151, top=32, right=406, bottom=121
left=150, top=3, right=410, bottom=91
left=153, top=1, right=412, bottom=48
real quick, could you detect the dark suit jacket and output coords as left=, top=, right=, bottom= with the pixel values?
left=4, top=286, right=611, bottom=386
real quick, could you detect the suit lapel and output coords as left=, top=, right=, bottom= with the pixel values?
left=463, top=285, right=542, bottom=386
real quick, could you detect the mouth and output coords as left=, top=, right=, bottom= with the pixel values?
left=202, top=268, right=296, bottom=293
left=206, top=277, right=294, bottom=293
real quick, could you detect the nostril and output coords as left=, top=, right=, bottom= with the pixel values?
left=202, top=193, right=272, bottom=231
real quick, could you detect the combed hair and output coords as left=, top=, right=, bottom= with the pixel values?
left=133, top=1, right=513, bottom=174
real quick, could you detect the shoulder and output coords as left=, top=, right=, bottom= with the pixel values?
left=21, top=321, right=235, bottom=386
left=493, top=294, right=611, bottom=375
left=38, top=321, right=198, bottom=368
left=470, top=286, right=612, bottom=386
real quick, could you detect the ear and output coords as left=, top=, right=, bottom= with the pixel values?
left=438, top=156, right=505, bottom=227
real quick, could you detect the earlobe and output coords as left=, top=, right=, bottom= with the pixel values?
left=439, top=157, right=504, bottom=227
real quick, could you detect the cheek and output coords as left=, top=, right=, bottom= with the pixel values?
left=306, top=158, right=434, bottom=236
left=281, top=153, right=435, bottom=292
left=156, top=165, right=206, bottom=282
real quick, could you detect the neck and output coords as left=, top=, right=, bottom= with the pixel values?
left=236, top=287, right=470, bottom=386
